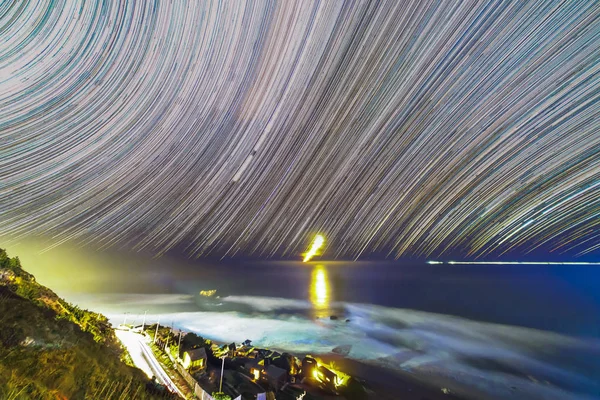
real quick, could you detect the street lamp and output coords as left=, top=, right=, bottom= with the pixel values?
left=154, top=319, right=160, bottom=344
left=141, top=310, right=148, bottom=332
left=219, top=355, right=226, bottom=392
left=177, top=331, right=183, bottom=361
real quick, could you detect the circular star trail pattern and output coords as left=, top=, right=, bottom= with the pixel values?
left=1, top=0, right=599, bottom=260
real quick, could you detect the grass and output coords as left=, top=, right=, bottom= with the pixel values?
left=0, top=248, right=176, bottom=399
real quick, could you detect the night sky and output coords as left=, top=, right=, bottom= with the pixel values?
left=1, top=0, right=599, bottom=260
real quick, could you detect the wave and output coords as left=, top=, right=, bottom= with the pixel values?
left=346, top=303, right=600, bottom=399
left=221, top=295, right=313, bottom=312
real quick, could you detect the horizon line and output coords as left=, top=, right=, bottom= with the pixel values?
left=428, top=261, right=600, bottom=265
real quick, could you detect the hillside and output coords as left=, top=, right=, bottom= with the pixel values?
left=0, top=248, right=175, bottom=399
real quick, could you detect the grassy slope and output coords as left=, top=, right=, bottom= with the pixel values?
left=0, top=248, right=174, bottom=400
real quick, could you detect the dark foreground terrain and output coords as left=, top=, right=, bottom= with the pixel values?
left=0, top=248, right=175, bottom=400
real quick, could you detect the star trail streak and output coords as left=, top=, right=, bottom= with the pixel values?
left=1, top=0, right=599, bottom=260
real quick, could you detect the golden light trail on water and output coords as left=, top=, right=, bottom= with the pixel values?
left=310, top=265, right=330, bottom=318
left=303, top=234, right=325, bottom=262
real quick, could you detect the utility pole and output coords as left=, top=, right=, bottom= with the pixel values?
left=177, top=331, right=183, bottom=360
left=141, top=310, right=147, bottom=332
left=166, top=322, right=174, bottom=352
left=154, top=319, right=160, bottom=344
left=219, top=356, right=226, bottom=392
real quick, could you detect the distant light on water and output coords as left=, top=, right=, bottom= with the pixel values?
left=428, top=260, right=600, bottom=265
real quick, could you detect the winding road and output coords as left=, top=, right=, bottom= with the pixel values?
left=115, top=329, right=185, bottom=398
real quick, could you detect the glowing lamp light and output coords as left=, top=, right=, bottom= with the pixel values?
left=335, top=375, right=343, bottom=387
left=310, top=357, right=350, bottom=388
left=303, top=234, right=325, bottom=262
left=183, top=353, right=191, bottom=369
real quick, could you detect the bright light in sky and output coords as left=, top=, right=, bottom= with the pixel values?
left=303, top=234, right=325, bottom=262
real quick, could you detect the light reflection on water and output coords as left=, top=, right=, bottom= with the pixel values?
left=310, top=264, right=332, bottom=318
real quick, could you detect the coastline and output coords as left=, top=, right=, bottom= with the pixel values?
left=316, top=354, right=461, bottom=400
left=99, top=303, right=600, bottom=400
left=133, top=319, right=471, bottom=400
left=286, top=351, right=470, bottom=400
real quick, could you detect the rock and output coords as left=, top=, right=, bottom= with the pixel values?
left=332, top=344, right=352, bottom=356
left=329, top=315, right=338, bottom=320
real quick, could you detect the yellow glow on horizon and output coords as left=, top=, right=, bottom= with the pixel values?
left=303, top=234, right=325, bottom=262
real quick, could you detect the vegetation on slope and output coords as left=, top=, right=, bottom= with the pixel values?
left=0, top=248, right=175, bottom=399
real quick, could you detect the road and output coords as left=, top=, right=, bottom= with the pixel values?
left=115, top=329, right=185, bottom=398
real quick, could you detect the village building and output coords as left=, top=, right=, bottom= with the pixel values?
left=244, top=359, right=265, bottom=381
left=234, top=344, right=257, bottom=358
left=182, top=348, right=207, bottom=372
left=316, top=365, right=338, bottom=392
left=265, top=365, right=288, bottom=391
left=301, top=356, right=318, bottom=380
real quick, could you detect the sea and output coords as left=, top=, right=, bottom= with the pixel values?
left=55, top=260, right=600, bottom=399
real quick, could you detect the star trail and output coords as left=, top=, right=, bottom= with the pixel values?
left=1, top=0, right=599, bottom=260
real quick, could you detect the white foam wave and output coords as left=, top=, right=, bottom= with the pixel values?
left=221, top=295, right=313, bottom=312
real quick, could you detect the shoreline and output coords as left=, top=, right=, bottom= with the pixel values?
left=134, top=318, right=471, bottom=400
left=277, top=350, right=470, bottom=400
left=99, top=297, right=600, bottom=400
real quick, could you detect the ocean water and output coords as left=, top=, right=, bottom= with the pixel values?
left=66, top=261, right=600, bottom=400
